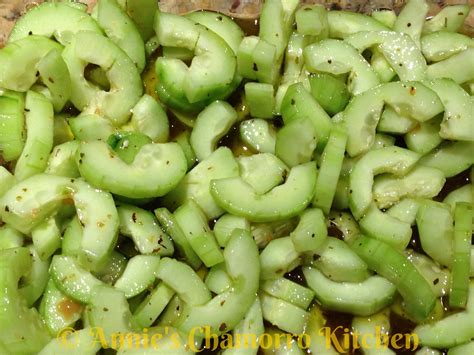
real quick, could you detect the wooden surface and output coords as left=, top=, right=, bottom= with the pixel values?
left=0, top=0, right=472, bottom=45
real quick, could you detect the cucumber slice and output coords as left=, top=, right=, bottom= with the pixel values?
left=448, top=342, right=474, bottom=355
left=343, top=88, right=384, bottom=157
left=156, top=257, right=211, bottom=306
left=31, top=217, right=61, bottom=261
left=162, top=147, right=240, bottom=219
left=252, top=39, right=279, bottom=85
left=69, top=113, right=115, bottom=142
left=19, top=245, right=50, bottom=307
left=37, top=49, right=71, bottom=112
left=154, top=207, right=202, bottom=270
left=351, top=235, right=437, bottom=321
left=0, top=225, right=23, bottom=250
left=295, top=4, right=329, bottom=37
left=387, top=198, right=420, bottom=225
left=46, top=141, right=80, bottom=178
left=371, top=10, right=396, bottom=28
left=349, top=147, right=420, bottom=219
left=176, top=229, right=260, bottom=335
left=406, top=250, right=450, bottom=297
left=173, top=200, right=224, bottom=267
left=371, top=47, right=397, bottom=83
left=312, top=126, right=347, bottom=214
left=0, top=91, right=25, bottom=162
left=93, top=251, right=127, bottom=285
left=311, top=237, right=370, bottom=283
left=133, top=282, right=174, bottom=328
left=275, top=33, right=312, bottom=114
left=77, top=140, right=187, bottom=198
left=290, top=208, right=327, bottom=253
left=427, top=48, right=474, bottom=84
left=0, top=248, right=50, bottom=354
left=251, top=218, right=298, bottom=249
left=97, top=0, right=145, bottom=72
left=117, top=0, right=157, bottom=41
left=72, top=179, right=119, bottom=271
left=414, top=282, right=474, bottom=348
left=275, top=118, right=317, bottom=168
left=359, top=203, right=413, bottom=250
left=186, top=11, right=244, bottom=55
left=62, top=31, right=142, bottom=125
left=304, top=267, right=396, bottom=316
left=237, top=36, right=259, bottom=80
left=190, top=100, right=238, bottom=161
left=131, top=94, right=169, bottom=143
left=38, top=328, right=100, bottom=355
left=157, top=295, right=183, bottom=327
left=116, top=326, right=193, bottom=354
left=393, top=0, right=428, bottom=45
left=449, top=202, right=472, bottom=308
left=187, top=232, right=225, bottom=268
left=8, top=2, right=102, bottom=44
left=169, top=107, right=197, bottom=129
left=417, top=200, right=454, bottom=267
left=114, top=255, right=161, bottom=298
left=378, top=107, right=416, bottom=135
left=173, top=130, right=197, bottom=169
left=373, top=133, right=396, bottom=149
left=213, top=214, right=250, bottom=248
left=304, top=39, right=380, bottom=95
left=245, top=82, right=275, bottom=118
left=327, top=211, right=361, bottom=244
left=373, top=166, right=446, bottom=209
left=261, top=278, right=315, bottom=310
left=222, top=298, right=264, bottom=355
left=352, top=310, right=394, bottom=355
left=260, top=293, right=309, bottom=334
left=424, top=78, right=474, bottom=142
left=205, top=263, right=232, bottom=294
left=40, top=279, right=83, bottom=335
left=0, top=174, right=72, bottom=233
left=14, top=91, right=54, bottom=181
left=107, top=131, right=152, bottom=165
left=421, top=32, right=474, bottom=62
left=309, top=73, right=350, bottom=115
left=327, top=11, right=388, bottom=38
left=405, top=117, right=443, bottom=155
left=344, top=81, right=444, bottom=157
left=260, top=237, right=301, bottom=280
left=211, top=162, right=317, bottom=222
left=422, top=4, right=471, bottom=34
left=117, top=204, right=174, bottom=256
left=281, top=83, right=332, bottom=150
left=259, top=0, right=298, bottom=61
left=444, top=185, right=472, bottom=212
left=62, top=216, right=83, bottom=257
left=238, top=153, right=288, bottom=196
left=155, top=12, right=236, bottom=104
left=87, top=285, right=134, bottom=346
left=305, top=305, right=338, bottom=354
left=50, top=255, right=104, bottom=304
left=0, top=168, right=15, bottom=201
left=155, top=58, right=207, bottom=113
left=419, top=141, right=474, bottom=178
left=240, top=119, right=277, bottom=154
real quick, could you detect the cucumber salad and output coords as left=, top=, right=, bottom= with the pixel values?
left=0, top=0, right=473, bottom=354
